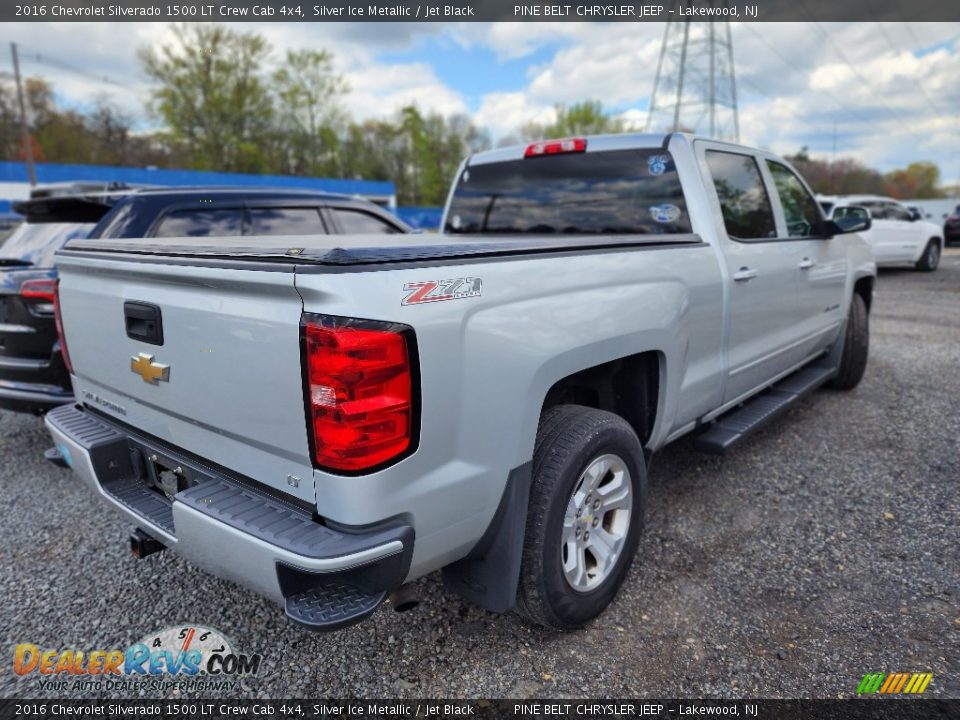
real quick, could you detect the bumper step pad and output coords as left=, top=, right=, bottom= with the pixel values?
left=285, top=583, right=386, bottom=631
left=47, top=404, right=416, bottom=632
left=695, top=365, right=834, bottom=455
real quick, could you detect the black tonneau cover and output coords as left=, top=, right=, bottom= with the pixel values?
left=62, top=233, right=703, bottom=266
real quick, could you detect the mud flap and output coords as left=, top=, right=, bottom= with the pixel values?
left=441, top=462, right=532, bottom=613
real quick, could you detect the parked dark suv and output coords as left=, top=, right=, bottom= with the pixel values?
left=0, top=190, right=124, bottom=413
left=0, top=187, right=410, bottom=414
left=944, top=205, right=960, bottom=246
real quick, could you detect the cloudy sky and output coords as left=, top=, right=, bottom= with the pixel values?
left=3, top=21, right=959, bottom=182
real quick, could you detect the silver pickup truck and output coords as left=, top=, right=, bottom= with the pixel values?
left=46, top=133, right=876, bottom=631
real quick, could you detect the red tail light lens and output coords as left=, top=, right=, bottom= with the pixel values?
left=19, top=278, right=57, bottom=303
left=53, top=280, right=73, bottom=374
left=302, top=315, right=417, bottom=473
left=524, top=137, right=587, bottom=158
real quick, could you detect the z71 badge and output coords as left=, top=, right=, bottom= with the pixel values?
left=402, top=278, right=482, bottom=306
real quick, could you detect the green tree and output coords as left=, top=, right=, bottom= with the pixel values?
left=21, top=78, right=90, bottom=164
left=139, top=23, right=275, bottom=173
left=884, top=162, right=943, bottom=199
left=0, top=81, right=25, bottom=160
left=272, top=49, right=348, bottom=176
left=340, top=106, right=488, bottom=205
left=515, top=101, right=624, bottom=142
left=785, top=151, right=886, bottom=196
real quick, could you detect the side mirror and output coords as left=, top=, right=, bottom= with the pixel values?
left=908, top=209, right=923, bottom=221
left=827, top=206, right=871, bottom=235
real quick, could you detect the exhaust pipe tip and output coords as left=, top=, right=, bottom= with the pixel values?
left=389, top=583, right=420, bottom=613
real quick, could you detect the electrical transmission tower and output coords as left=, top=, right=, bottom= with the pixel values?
left=645, top=1, right=740, bottom=141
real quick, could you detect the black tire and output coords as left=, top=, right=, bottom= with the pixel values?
left=915, top=239, right=941, bottom=272
left=828, top=293, right=869, bottom=391
left=515, top=404, right=647, bottom=630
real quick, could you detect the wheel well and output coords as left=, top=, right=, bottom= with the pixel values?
left=542, top=352, right=660, bottom=446
left=854, top=276, right=874, bottom=314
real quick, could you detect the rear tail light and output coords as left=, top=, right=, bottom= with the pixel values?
left=524, top=137, right=587, bottom=158
left=53, top=280, right=73, bottom=374
left=301, top=314, right=418, bottom=473
left=19, top=278, right=57, bottom=310
left=19, top=279, right=57, bottom=301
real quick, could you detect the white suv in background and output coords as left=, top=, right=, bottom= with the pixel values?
left=818, top=195, right=943, bottom=271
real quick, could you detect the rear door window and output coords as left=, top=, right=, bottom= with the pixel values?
left=248, top=207, right=327, bottom=236
left=443, top=148, right=691, bottom=235
left=860, top=202, right=887, bottom=220
left=333, top=209, right=400, bottom=234
left=766, top=161, right=823, bottom=237
left=154, top=208, right=244, bottom=237
left=884, top=203, right=912, bottom=221
left=705, top=151, right=777, bottom=240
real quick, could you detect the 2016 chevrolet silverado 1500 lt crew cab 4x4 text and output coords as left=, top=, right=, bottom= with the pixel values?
left=46, top=134, right=876, bottom=632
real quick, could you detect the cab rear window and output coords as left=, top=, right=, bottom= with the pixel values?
left=155, top=208, right=244, bottom=237
left=443, top=149, right=691, bottom=235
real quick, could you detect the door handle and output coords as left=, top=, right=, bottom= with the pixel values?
left=733, top=267, right=758, bottom=282
left=798, top=258, right=815, bottom=269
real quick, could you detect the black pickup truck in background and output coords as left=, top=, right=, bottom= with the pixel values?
left=0, top=186, right=411, bottom=414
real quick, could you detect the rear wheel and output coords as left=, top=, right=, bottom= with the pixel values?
left=915, top=239, right=941, bottom=272
left=828, top=293, right=869, bottom=391
left=515, top=405, right=646, bottom=630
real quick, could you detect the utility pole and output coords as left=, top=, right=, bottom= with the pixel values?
left=831, top=120, right=837, bottom=193
left=645, top=1, right=740, bottom=141
left=11, top=42, right=36, bottom=186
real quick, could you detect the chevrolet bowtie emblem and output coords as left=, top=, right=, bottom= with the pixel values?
left=130, top=353, right=170, bottom=385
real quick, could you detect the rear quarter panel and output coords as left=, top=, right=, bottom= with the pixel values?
left=295, top=243, right=724, bottom=578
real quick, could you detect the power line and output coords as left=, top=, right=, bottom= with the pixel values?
left=802, top=19, right=914, bottom=133
left=739, top=21, right=950, bottom=151
left=738, top=24, right=876, bottom=128
left=1, top=41, right=143, bottom=93
left=865, top=9, right=947, bottom=118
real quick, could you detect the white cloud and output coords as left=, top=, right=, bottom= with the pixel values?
left=2, top=21, right=959, bottom=180
left=344, top=62, right=467, bottom=119
left=449, top=22, right=584, bottom=61
left=473, top=92, right=556, bottom=137
left=524, top=24, right=662, bottom=106
left=467, top=23, right=664, bottom=137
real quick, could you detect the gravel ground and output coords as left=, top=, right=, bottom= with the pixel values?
left=2, top=251, right=958, bottom=700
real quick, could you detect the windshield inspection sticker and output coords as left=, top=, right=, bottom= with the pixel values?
left=649, top=204, right=682, bottom=223
left=647, top=155, right=670, bottom=176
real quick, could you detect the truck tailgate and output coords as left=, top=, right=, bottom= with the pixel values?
left=55, top=253, right=316, bottom=504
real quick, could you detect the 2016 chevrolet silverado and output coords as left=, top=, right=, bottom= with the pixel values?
left=46, top=133, right=876, bottom=631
